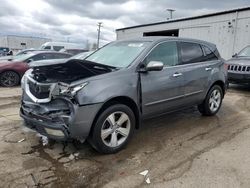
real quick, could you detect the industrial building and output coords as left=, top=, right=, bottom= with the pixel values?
left=0, top=35, right=51, bottom=53
left=116, top=7, right=250, bottom=59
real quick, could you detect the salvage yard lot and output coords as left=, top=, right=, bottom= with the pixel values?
left=0, top=85, right=250, bottom=187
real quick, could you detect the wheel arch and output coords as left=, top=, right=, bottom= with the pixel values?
left=91, top=96, right=141, bottom=132
left=209, top=80, right=226, bottom=97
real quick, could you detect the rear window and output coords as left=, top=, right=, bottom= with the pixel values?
left=179, top=42, right=204, bottom=64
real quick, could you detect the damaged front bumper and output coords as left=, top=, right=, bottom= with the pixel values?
left=20, top=91, right=102, bottom=142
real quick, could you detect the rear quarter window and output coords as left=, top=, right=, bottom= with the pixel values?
left=179, top=42, right=204, bottom=64
left=202, top=45, right=218, bottom=61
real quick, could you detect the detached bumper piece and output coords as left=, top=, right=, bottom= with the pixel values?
left=20, top=98, right=73, bottom=141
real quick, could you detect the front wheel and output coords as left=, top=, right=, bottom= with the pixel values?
left=88, top=104, right=135, bottom=154
left=198, top=85, right=223, bottom=116
left=0, top=71, right=20, bottom=87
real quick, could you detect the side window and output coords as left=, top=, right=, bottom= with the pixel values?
left=145, top=41, right=178, bottom=66
left=31, top=54, right=45, bottom=61
left=31, top=54, right=53, bottom=61
left=53, top=46, right=64, bottom=51
left=44, top=46, right=51, bottom=50
left=179, top=42, right=204, bottom=64
left=53, top=53, right=71, bottom=59
left=202, top=45, right=218, bottom=61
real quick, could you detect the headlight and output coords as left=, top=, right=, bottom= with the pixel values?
left=21, top=69, right=32, bottom=89
left=59, top=82, right=88, bottom=96
left=21, top=75, right=26, bottom=89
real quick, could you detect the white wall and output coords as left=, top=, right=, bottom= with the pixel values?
left=0, top=35, right=51, bottom=52
left=116, top=9, right=250, bottom=59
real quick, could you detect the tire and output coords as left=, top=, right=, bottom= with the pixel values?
left=88, top=104, right=135, bottom=154
left=198, top=85, right=223, bottom=116
left=0, top=71, right=20, bottom=87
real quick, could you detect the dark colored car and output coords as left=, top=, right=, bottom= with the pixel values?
left=0, top=47, right=10, bottom=57
left=0, top=51, right=72, bottom=87
left=15, top=48, right=52, bottom=56
left=227, top=45, right=250, bottom=84
left=20, top=37, right=227, bottom=154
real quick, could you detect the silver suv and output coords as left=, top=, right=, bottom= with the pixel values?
left=20, top=37, right=228, bottom=154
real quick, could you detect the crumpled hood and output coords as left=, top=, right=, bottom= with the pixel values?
left=29, top=58, right=68, bottom=67
left=227, top=57, right=250, bottom=66
left=29, top=58, right=116, bottom=83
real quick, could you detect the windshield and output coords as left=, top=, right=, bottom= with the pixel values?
left=12, top=53, right=34, bottom=62
left=86, top=41, right=150, bottom=68
left=238, top=46, right=250, bottom=57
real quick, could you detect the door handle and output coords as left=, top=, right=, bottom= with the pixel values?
left=173, top=72, right=183, bottom=77
left=205, top=67, right=212, bottom=71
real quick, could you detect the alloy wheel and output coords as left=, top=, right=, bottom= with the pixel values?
left=209, top=89, right=222, bottom=112
left=0, top=71, right=19, bottom=87
left=101, top=111, right=131, bottom=147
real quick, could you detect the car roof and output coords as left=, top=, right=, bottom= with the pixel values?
left=117, top=36, right=216, bottom=48
left=28, top=50, right=71, bottom=55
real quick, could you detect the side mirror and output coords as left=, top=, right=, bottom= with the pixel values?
left=232, top=53, right=237, bottom=58
left=26, top=59, right=34, bottom=63
left=146, top=61, right=164, bottom=71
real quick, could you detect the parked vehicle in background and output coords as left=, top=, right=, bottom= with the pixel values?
left=59, top=48, right=88, bottom=55
left=20, top=37, right=227, bottom=154
left=0, top=51, right=72, bottom=87
left=0, top=49, right=55, bottom=61
left=70, top=51, right=94, bottom=59
left=0, top=47, right=10, bottom=57
left=227, top=45, right=250, bottom=84
left=16, top=48, right=39, bottom=56
left=40, top=42, right=86, bottom=51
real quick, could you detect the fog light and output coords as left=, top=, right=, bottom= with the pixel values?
left=45, top=128, right=65, bottom=137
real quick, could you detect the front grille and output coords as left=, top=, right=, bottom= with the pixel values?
left=22, top=99, right=72, bottom=125
left=228, top=65, right=250, bottom=72
left=28, top=79, right=51, bottom=99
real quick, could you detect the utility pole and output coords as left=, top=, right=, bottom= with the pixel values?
left=97, top=22, right=103, bottom=49
left=166, top=9, right=175, bottom=19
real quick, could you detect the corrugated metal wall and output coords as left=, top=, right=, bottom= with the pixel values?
left=116, top=9, right=250, bottom=59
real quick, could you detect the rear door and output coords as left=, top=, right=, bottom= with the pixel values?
left=140, top=41, right=186, bottom=117
left=178, top=42, right=219, bottom=105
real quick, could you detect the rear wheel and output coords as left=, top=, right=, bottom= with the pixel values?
left=0, top=71, right=20, bottom=87
left=198, top=85, right=223, bottom=116
left=88, top=104, right=135, bottom=154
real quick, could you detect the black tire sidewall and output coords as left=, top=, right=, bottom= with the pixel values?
left=0, top=71, right=20, bottom=87
left=89, top=104, right=135, bottom=154
left=204, top=85, right=223, bottom=116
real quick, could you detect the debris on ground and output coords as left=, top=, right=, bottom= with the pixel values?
left=139, top=170, right=151, bottom=184
left=69, top=154, right=75, bottom=160
left=18, top=138, right=25, bottom=143
left=37, top=134, right=49, bottom=146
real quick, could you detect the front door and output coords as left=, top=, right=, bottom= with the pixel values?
left=140, top=41, right=185, bottom=117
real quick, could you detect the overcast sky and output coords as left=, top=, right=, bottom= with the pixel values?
left=0, top=0, right=249, bottom=45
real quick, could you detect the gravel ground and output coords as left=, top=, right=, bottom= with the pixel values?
left=0, top=85, right=249, bottom=188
